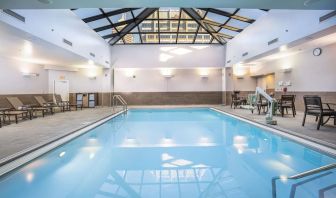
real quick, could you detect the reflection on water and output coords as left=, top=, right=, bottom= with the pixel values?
left=0, top=108, right=335, bottom=198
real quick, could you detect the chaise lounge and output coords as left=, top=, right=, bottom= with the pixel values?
left=7, top=97, right=51, bottom=118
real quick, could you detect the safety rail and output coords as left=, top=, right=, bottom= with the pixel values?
left=112, top=95, right=128, bottom=112
left=271, top=163, right=336, bottom=198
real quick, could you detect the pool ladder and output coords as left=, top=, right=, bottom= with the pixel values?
left=112, top=95, right=128, bottom=113
left=271, top=163, right=336, bottom=198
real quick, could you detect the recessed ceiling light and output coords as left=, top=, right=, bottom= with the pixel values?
left=37, top=0, right=53, bottom=4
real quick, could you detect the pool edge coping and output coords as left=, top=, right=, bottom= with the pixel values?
left=0, top=109, right=126, bottom=178
left=211, top=107, right=336, bottom=157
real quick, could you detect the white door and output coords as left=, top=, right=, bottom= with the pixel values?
left=54, top=80, right=69, bottom=101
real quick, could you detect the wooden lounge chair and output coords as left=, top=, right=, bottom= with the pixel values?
left=34, top=96, right=62, bottom=113
left=55, top=94, right=82, bottom=111
left=7, top=97, right=50, bottom=118
left=0, top=107, right=31, bottom=124
left=302, top=95, right=336, bottom=130
left=279, top=95, right=296, bottom=117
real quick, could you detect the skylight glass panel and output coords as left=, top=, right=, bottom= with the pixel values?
left=123, top=34, right=141, bottom=44
left=177, top=34, right=194, bottom=43
left=158, top=8, right=180, bottom=19
left=236, top=9, right=265, bottom=20
left=178, top=21, right=187, bottom=32
left=132, top=8, right=145, bottom=17
left=205, top=12, right=229, bottom=24
left=219, top=28, right=239, bottom=37
left=217, top=8, right=237, bottom=14
left=139, top=21, right=158, bottom=32
left=97, top=29, right=113, bottom=37
left=147, top=11, right=158, bottom=19
left=159, top=20, right=170, bottom=32
left=195, top=34, right=212, bottom=43
left=73, top=9, right=101, bottom=19
left=180, top=10, right=191, bottom=19
left=102, top=8, right=119, bottom=13
left=109, top=12, right=133, bottom=24
left=142, top=34, right=159, bottom=43
left=87, top=18, right=110, bottom=29
left=186, top=21, right=198, bottom=32
left=226, top=18, right=250, bottom=29
left=160, top=34, right=177, bottom=43
left=193, top=9, right=207, bottom=18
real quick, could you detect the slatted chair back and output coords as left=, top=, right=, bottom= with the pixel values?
left=303, top=95, right=322, bottom=112
left=34, top=96, right=47, bottom=106
left=6, top=97, right=24, bottom=110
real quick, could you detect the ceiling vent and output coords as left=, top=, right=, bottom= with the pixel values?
left=319, top=10, right=336, bottom=23
left=268, top=38, right=278, bottom=46
left=90, top=52, right=95, bottom=57
left=2, top=9, right=25, bottom=22
left=242, top=52, right=248, bottom=57
left=62, top=38, right=73, bottom=47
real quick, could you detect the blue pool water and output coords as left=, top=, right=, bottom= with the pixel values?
left=0, top=108, right=335, bottom=198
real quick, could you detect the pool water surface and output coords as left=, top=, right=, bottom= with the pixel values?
left=0, top=108, right=335, bottom=198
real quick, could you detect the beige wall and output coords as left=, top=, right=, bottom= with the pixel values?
left=225, top=42, right=336, bottom=93
left=252, top=43, right=336, bottom=92
left=114, top=68, right=223, bottom=92
left=0, top=56, right=48, bottom=94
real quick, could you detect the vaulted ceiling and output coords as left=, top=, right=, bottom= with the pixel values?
left=73, top=8, right=269, bottom=45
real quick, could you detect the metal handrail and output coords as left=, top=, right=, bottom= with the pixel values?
left=112, top=95, right=128, bottom=112
left=271, top=163, right=336, bottom=198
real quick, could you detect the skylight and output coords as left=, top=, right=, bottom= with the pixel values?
left=73, top=8, right=268, bottom=45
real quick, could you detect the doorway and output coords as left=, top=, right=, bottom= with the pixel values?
left=54, top=80, right=69, bottom=101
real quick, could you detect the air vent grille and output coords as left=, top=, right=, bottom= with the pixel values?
left=242, top=52, right=248, bottom=57
left=62, top=38, right=73, bottom=46
left=90, top=52, right=95, bottom=57
left=105, top=61, right=110, bottom=64
left=320, top=10, right=336, bottom=22
left=3, top=9, right=25, bottom=22
left=268, top=38, right=278, bottom=46
left=227, top=60, right=231, bottom=64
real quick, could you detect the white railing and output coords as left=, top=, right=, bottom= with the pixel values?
left=112, top=95, right=128, bottom=112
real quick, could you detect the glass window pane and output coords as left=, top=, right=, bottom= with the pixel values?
left=236, top=9, right=265, bottom=20
left=73, top=9, right=101, bottom=19
left=109, top=12, right=133, bottom=23
left=194, top=9, right=207, bottom=18
left=87, top=18, right=110, bottom=29
left=124, top=34, right=141, bottom=44
left=139, top=21, right=158, bottom=32
left=160, top=34, right=177, bottom=43
left=195, top=34, right=212, bottom=43
left=226, top=18, right=250, bottom=29
left=178, top=34, right=194, bottom=43
left=205, top=12, right=229, bottom=24
left=142, top=34, right=159, bottom=43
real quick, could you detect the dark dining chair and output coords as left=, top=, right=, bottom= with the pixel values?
left=302, top=95, right=336, bottom=130
left=256, top=95, right=269, bottom=114
left=279, top=95, right=296, bottom=117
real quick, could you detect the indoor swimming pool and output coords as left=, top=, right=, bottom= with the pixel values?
left=0, top=108, right=335, bottom=198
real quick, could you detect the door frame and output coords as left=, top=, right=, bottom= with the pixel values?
left=53, top=80, right=70, bottom=102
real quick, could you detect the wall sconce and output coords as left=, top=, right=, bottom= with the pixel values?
left=161, top=68, right=174, bottom=78
left=124, top=68, right=136, bottom=78
left=236, top=76, right=244, bottom=79
left=199, top=68, right=209, bottom=78
left=22, top=72, right=39, bottom=78
left=89, top=76, right=96, bottom=80
left=282, top=68, right=292, bottom=73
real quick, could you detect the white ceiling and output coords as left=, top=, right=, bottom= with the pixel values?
left=0, top=21, right=95, bottom=68
left=245, top=26, right=336, bottom=65
left=0, top=0, right=335, bottom=9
